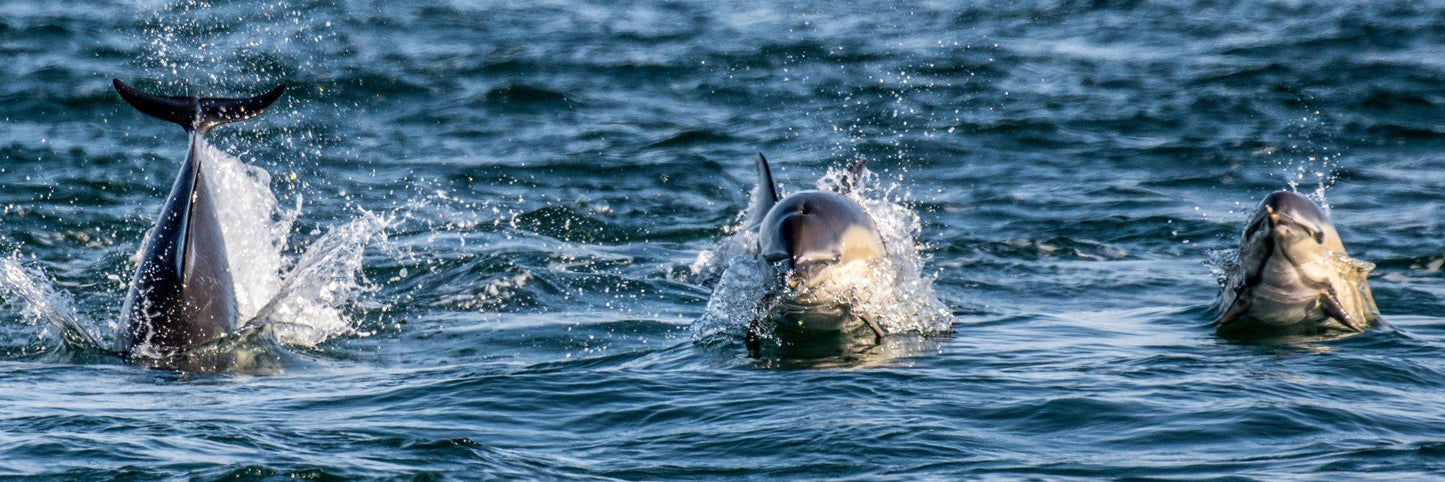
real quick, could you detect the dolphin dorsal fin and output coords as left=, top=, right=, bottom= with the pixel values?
left=113, top=79, right=286, bottom=135
left=839, top=158, right=867, bottom=195
left=746, top=152, right=781, bottom=229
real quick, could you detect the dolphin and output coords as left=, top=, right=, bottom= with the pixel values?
left=1213, top=190, right=1381, bottom=337
left=746, top=153, right=889, bottom=347
left=112, top=79, right=285, bottom=361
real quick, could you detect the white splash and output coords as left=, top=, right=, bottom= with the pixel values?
left=692, top=162, right=953, bottom=340
left=694, top=244, right=768, bottom=341
left=201, top=141, right=296, bottom=321
left=0, top=254, right=103, bottom=352
left=249, top=209, right=391, bottom=346
left=199, top=141, right=390, bottom=347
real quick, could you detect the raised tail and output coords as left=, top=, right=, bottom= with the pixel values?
left=113, top=78, right=286, bottom=134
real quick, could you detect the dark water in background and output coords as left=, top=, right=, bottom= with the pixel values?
left=3, top=0, right=1445, bottom=478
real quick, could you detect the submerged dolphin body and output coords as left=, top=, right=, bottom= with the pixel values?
left=746, top=153, right=888, bottom=348
left=1213, top=191, right=1381, bottom=337
left=112, top=79, right=285, bottom=362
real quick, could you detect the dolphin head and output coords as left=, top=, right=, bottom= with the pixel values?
left=758, top=191, right=886, bottom=290
left=1237, top=191, right=1345, bottom=278
left=1216, top=190, right=1379, bottom=335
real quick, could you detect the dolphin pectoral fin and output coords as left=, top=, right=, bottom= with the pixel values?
left=1320, top=286, right=1365, bottom=332
left=1212, top=303, right=1246, bottom=329
left=1212, top=286, right=1251, bottom=329
left=860, top=313, right=886, bottom=341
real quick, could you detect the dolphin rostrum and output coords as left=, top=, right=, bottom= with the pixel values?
left=112, top=79, right=285, bottom=360
left=1213, top=191, right=1381, bottom=337
left=747, top=153, right=888, bottom=345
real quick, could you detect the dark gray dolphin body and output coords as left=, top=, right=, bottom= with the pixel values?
left=746, top=153, right=888, bottom=348
left=1214, top=190, right=1380, bottom=337
left=112, top=79, right=285, bottom=361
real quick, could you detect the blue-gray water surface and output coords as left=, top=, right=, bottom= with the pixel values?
left=3, top=0, right=1445, bottom=479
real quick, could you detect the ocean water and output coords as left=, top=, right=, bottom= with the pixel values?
left=2, top=0, right=1445, bottom=478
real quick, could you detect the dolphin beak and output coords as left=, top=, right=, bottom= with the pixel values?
left=785, top=258, right=808, bottom=289
left=787, top=258, right=832, bottom=290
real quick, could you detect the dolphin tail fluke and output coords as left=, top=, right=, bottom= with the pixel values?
left=746, top=153, right=781, bottom=228
left=113, top=79, right=286, bottom=134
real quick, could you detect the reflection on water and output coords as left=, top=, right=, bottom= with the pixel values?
left=121, top=325, right=302, bottom=375
left=749, top=332, right=949, bottom=370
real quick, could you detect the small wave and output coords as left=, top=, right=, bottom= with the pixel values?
left=482, top=83, right=577, bottom=108
left=511, top=205, right=635, bottom=244
left=1362, top=123, right=1445, bottom=141
left=645, top=129, right=734, bottom=148
left=1360, top=90, right=1435, bottom=111
left=433, top=267, right=536, bottom=313
left=983, top=237, right=1129, bottom=261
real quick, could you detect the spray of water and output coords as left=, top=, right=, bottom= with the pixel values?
left=202, top=141, right=297, bottom=320
left=249, top=208, right=392, bottom=347
left=0, top=255, right=103, bottom=356
left=204, top=140, right=391, bottom=348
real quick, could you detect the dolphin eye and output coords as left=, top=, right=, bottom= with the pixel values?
left=1314, top=231, right=1325, bottom=244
